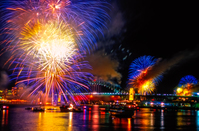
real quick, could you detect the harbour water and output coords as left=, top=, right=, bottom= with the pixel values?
left=1, top=105, right=199, bottom=131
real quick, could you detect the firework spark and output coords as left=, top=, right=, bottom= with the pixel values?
left=1, top=0, right=110, bottom=51
left=175, top=75, right=198, bottom=96
left=128, top=55, right=162, bottom=94
left=7, top=20, right=93, bottom=104
left=178, top=75, right=198, bottom=87
left=19, top=20, right=78, bottom=61
left=0, top=0, right=109, bottom=104
left=11, top=55, right=93, bottom=104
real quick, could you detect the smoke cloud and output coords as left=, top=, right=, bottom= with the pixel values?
left=144, top=49, right=199, bottom=81
left=84, top=2, right=125, bottom=84
left=0, top=70, right=10, bottom=89
left=96, top=2, right=126, bottom=49
left=85, top=51, right=121, bottom=84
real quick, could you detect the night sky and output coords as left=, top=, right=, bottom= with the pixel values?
left=113, top=0, right=199, bottom=93
left=0, top=0, right=198, bottom=94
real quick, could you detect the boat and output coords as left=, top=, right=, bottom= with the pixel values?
left=109, top=105, right=134, bottom=118
left=32, top=107, right=45, bottom=112
left=47, top=107, right=58, bottom=110
left=60, top=104, right=83, bottom=112
left=25, top=107, right=32, bottom=110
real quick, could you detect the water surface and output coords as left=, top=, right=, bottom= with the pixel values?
left=1, top=105, right=199, bottom=131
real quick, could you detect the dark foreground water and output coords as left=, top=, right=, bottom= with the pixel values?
left=1, top=105, right=199, bottom=131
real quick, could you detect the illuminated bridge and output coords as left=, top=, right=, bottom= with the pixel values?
left=55, top=81, right=130, bottom=104
left=61, top=80, right=199, bottom=104
left=88, top=81, right=128, bottom=93
left=43, top=80, right=199, bottom=105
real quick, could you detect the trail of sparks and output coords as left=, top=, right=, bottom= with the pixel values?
left=128, top=55, right=162, bottom=95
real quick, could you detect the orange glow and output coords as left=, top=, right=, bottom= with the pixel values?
left=36, top=110, right=68, bottom=130
left=177, top=112, right=183, bottom=126
left=176, top=87, right=191, bottom=96
left=143, top=69, right=147, bottom=74
left=69, top=112, right=73, bottom=130
left=187, top=83, right=191, bottom=89
left=127, top=118, right=131, bottom=131
left=100, top=112, right=105, bottom=115
left=45, top=102, right=51, bottom=105
left=138, top=80, right=155, bottom=95
left=177, top=88, right=183, bottom=94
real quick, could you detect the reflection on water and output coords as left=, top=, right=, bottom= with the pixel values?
left=127, top=118, right=131, bottom=131
left=68, top=112, right=72, bottom=131
left=92, top=105, right=99, bottom=131
left=1, top=110, right=8, bottom=125
left=1, top=106, right=199, bottom=131
left=197, top=111, right=199, bottom=131
left=161, top=109, right=164, bottom=128
left=177, top=112, right=183, bottom=127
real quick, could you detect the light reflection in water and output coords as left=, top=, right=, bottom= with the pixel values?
left=121, top=118, right=127, bottom=129
left=92, top=105, right=99, bottom=131
left=89, top=110, right=91, bottom=120
left=197, top=111, right=199, bottom=131
left=6, top=109, right=8, bottom=125
left=112, top=117, right=120, bottom=131
left=150, top=111, right=154, bottom=126
left=2, top=106, right=199, bottom=131
left=83, top=109, right=86, bottom=120
left=39, top=112, right=42, bottom=119
left=2, top=110, right=5, bottom=125
left=36, top=109, right=70, bottom=131
left=1, top=109, right=9, bottom=125
left=100, top=111, right=105, bottom=124
left=161, top=109, right=164, bottom=127
left=68, top=112, right=73, bottom=131
left=186, top=110, right=191, bottom=126
left=37, top=112, right=42, bottom=128
left=177, top=112, right=183, bottom=126
left=105, top=112, right=110, bottom=124
left=134, top=110, right=137, bottom=125
left=127, top=118, right=131, bottom=131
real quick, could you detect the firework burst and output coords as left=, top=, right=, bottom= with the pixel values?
left=128, top=55, right=162, bottom=94
left=178, top=75, right=198, bottom=87
left=7, top=20, right=93, bottom=104
left=1, top=0, right=110, bottom=51
left=11, top=54, right=93, bottom=104
left=175, top=75, right=198, bottom=96
left=19, top=20, right=78, bottom=60
left=0, top=0, right=109, bottom=104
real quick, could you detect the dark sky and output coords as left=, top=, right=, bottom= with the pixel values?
left=113, top=0, right=199, bottom=93
left=0, top=0, right=198, bottom=93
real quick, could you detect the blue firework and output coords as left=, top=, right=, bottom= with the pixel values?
left=0, top=0, right=110, bottom=52
left=128, top=55, right=162, bottom=88
left=10, top=52, right=93, bottom=104
left=128, top=55, right=157, bottom=79
left=178, top=75, right=198, bottom=87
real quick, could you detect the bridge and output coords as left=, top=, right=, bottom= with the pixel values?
left=1, top=80, right=199, bottom=105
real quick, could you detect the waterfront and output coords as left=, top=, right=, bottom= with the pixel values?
left=1, top=105, right=199, bottom=131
